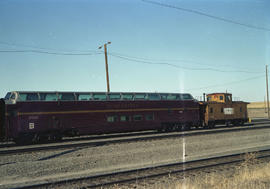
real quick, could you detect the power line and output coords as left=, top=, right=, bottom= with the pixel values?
left=142, top=0, right=270, bottom=32
left=109, top=51, right=261, bottom=71
left=109, top=53, right=263, bottom=74
left=0, top=40, right=97, bottom=53
left=0, top=48, right=263, bottom=74
left=186, top=75, right=265, bottom=91
left=0, top=50, right=102, bottom=56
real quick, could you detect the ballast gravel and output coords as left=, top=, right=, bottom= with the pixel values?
left=1, top=127, right=270, bottom=188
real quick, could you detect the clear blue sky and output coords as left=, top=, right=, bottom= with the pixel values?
left=0, top=0, right=269, bottom=102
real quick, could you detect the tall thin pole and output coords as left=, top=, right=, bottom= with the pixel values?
left=264, top=96, right=267, bottom=113
left=266, top=65, right=269, bottom=118
left=104, top=44, right=110, bottom=93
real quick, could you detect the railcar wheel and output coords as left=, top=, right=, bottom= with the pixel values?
left=54, top=133, right=63, bottom=141
left=202, top=122, right=209, bottom=129
left=157, top=128, right=163, bottom=132
left=239, top=120, right=245, bottom=126
left=180, top=124, right=189, bottom=131
left=14, top=133, right=35, bottom=145
left=209, top=122, right=215, bottom=129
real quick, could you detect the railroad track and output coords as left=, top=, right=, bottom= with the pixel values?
left=1, top=118, right=269, bottom=150
left=1, top=122, right=270, bottom=156
left=14, top=149, right=270, bottom=189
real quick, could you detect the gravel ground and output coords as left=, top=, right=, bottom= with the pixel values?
left=1, top=128, right=270, bottom=188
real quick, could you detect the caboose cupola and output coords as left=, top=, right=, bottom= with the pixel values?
left=206, top=93, right=232, bottom=103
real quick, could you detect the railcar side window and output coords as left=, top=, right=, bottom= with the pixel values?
left=27, top=93, right=39, bottom=101
left=145, top=114, right=154, bottom=121
left=4, top=92, right=11, bottom=100
left=107, top=116, right=117, bottom=122
left=19, top=93, right=39, bottom=101
left=40, top=93, right=58, bottom=101
left=93, top=93, right=107, bottom=100
left=134, top=94, right=146, bottom=100
left=180, top=94, right=193, bottom=100
left=19, top=93, right=27, bottom=101
left=120, top=115, right=130, bottom=122
left=108, top=93, right=121, bottom=100
left=210, top=107, right=213, bottom=113
left=167, top=94, right=178, bottom=100
left=133, top=115, right=143, bottom=121
left=59, top=93, right=75, bottom=101
left=10, top=93, right=16, bottom=100
left=148, top=94, right=161, bottom=100
left=122, top=93, right=133, bottom=100
left=77, top=94, right=92, bottom=101
left=160, top=94, right=168, bottom=100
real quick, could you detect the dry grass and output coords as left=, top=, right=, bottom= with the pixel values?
left=248, top=102, right=265, bottom=109
left=109, top=153, right=270, bottom=189
left=174, top=153, right=270, bottom=189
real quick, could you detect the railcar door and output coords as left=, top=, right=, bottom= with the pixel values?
left=0, top=99, right=5, bottom=139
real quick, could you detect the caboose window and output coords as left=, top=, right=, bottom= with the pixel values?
left=108, top=93, right=121, bottom=100
left=226, top=95, right=232, bottom=102
left=210, top=107, right=213, bottom=113
left=220, top=96, right=224, bottom=100
left=93, top=93, right=107, bottom=100
left=40, top=93, right=57, bottom=101
left=148, top=94, right=161, bottom=100
left=59, top=93, right=75, bottom=101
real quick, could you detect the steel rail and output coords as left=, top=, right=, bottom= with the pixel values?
left=1, top=123, right=270, bottom=156
left=13, top=149, right=270, bottom=189
left=1, top=119, right=269, bottom=149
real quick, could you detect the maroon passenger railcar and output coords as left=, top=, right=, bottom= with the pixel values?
left=0, top=91, right=200, bottom=144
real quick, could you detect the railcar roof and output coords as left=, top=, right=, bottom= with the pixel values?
left=207, top=93, right=232, bottom=95
left=4, top=91, right=195, bottom=102
left=10, top=91, right=192, bottom=95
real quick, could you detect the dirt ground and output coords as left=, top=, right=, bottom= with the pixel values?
left=248, top=102, right=268, bottom=118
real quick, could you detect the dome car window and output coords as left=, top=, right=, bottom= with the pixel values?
left=40, top=93, right=58, bottom=101
left=77, top=94, right=92, bottom=101
left=59, top=93, right=75, bottom=101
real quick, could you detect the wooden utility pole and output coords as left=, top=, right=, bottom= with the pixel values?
left=99, top=42, right=111, bottom=93
left=266, top=65, right=270, bottom=118
left=104, top=44, right=110, bottom=93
